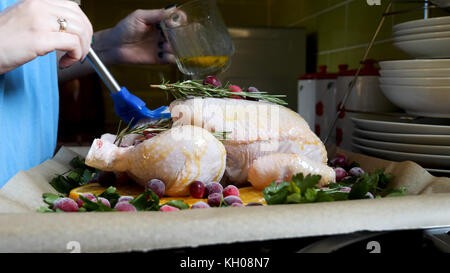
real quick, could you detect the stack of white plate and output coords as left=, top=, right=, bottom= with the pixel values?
left=393, top=16, right=450, bottom=58
left=379, top=59, right=450, bottom=118
left=351, top=114, right=450, bottom=176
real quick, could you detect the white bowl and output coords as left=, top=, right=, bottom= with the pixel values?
left=380, top=84, right=450, bottom=118
left=379, top=77, right=450, bottom=86
left=380, top=68, right=450, bottom=78
left=394, top=24, right=450, bottom=37
left=379, top=59, right=450, bottom=70
left=394, top=31, right=450, bottom=42
left=393, top=16, right=450, bottom=32
left=394, top=37, right=450, bottom=59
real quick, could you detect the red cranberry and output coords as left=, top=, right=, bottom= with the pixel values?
left=203, top=76, right=222, bottom=88
left=223, top=185, right=239, bottom=197
left=335, top=167, right=348, bottom=182
left=190, top=181, right=205, bottom=199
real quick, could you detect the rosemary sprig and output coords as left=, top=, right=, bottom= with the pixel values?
left=114, top=118, right=172, bottom=147
left=150, top=80, right=288, bottom=105
left=114, top=117, right=231, bottom=145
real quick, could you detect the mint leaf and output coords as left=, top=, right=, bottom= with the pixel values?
left=162, top=200, right=189, bottom=210
left=99, top=186, right=121, bottom=207
left=43, top=193, right=62, bottom=206
left=50, top=175, right=74, bottom=194
left=80, top=169, right=94, bottom=185
left=37, top=206, right=55, bottom=213
left=130, top=190, right=160, bottom=211
left=348, top=178, right=370, bottom=200
left=80, top=195, right=115, bottom=212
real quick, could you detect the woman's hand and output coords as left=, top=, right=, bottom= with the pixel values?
left=94, top=9, right=176, bottom=65
left=0, top=0, right=93, bottom=74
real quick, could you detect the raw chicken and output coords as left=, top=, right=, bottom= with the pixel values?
left=85, top=125, right=227, bottom=196
left=169, top=98, right=330, bottom=186
left=248, top=153, right=336, bottom=190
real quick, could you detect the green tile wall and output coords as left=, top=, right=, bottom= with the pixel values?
left=270, top=0, right=450, bottom=73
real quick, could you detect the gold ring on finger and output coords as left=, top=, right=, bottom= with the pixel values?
left=57, top=18, right=68, bottom=32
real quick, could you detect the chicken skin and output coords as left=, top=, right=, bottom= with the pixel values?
left=169, top=98, right=331, bottom=186
left=85, top=125, right=226, bottom=196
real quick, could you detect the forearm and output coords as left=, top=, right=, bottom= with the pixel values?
left=57, top=28, right=118, bottom=82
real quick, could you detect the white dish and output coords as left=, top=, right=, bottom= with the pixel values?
left=379, top=59, right=450, bottom=70
left=380, top=68, right=450, bottom=78
left=393, top=16, right=450, bottom=32
left=379, top=77, right=450, bottom=86
left=352, top=136, right=450, bottom=156
left=351, top=114, right=450, bottom=134
left=394, top=37, right=450, bottom=59
left=394, top=24, right=450, bottom=37
left=394, top=31, right=450, bottom=42
left=354, top=128, right=450, bottom=145
left=352, top=143, right=450, bottom=168
left=380, top=84, right=450, bottom=118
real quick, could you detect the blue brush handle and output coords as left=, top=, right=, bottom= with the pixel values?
left=111, top=87, right=171, bottom=125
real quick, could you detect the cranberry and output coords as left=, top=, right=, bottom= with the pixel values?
left=160, top=205, right=180, bottom=212
left=96, top=197, right=111, bottom=208
left=114, top=202, right=137, bottom=212
left=191, top=201, right=210, bottom=209
left=53, top=198, right=79, bottom=212
left=203, top=76, right=222, bottom=88
left=207, top=193, right=222, bottom=207
left=228, top=85, right=243, bottom=99
left=330, top=154, right=347, bottom=167
left=246, top=202, right=264, bottom=206
left=204, top=182, right=223, bottom=198
left=223, top=195, right=243, bottom=206
left=117, top=196, right=134, bottom=203
left=223, top=185, right=239, bottom=197
left=335, top=167, right=348, bottom=182
left=146, top=179, right=165, bottom=198
left=76, top=193, right=96, bottom=207
left=246, top=86, right=260, bottom=101
left=349, top=167, right=365, bottom=177
left=190, top=181, right=206, bottom=199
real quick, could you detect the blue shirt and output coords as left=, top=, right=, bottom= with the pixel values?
left=0, top=0, right=59, bottom=187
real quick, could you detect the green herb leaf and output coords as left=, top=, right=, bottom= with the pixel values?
left=43, top=193, right=62, bottom=206
left=99, top=186, right=121, bottom=208
left=286, top=192, right=302, bottom=203
left=70, top=156, right=87, bottom=169
left=50, top=175, right=74, bottom=194
left=383, top=187, right=407, bottom=197
left=162, top=200, right=189, bottom=210
left=292, top=173, right=321, bottom=194
left=37, top=206, right=55, bottom=213
left=80, top=169, right=94, bottom=185
left=348, top=179, right=370, bottom=200
left=262, top=181, right=290, bottom=205
left=304, top=188, right=318, bottom=202
left=130, top=190, right=160, bottom=211
left=80, top=195, right=115, bottom=212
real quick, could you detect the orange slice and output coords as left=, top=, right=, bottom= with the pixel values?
left=69, top=183, right=265, bottom=206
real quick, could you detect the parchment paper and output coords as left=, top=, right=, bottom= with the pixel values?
left=0, top=146, right=450, bottom=253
